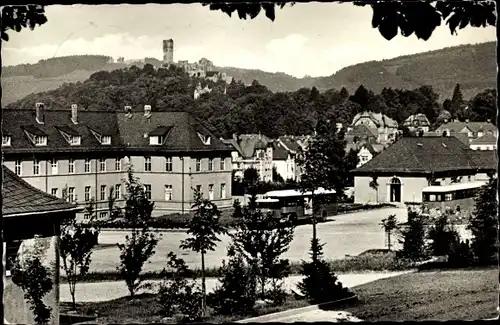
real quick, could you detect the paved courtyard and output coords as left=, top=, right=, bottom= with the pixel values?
left=90, top=207, right=410, bottom=273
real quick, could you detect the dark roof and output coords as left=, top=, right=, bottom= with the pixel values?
left=2, top=165, right=82, bottom=217
left=278, top=136, right=301, bottom=153
left=56, top=125, right=80, bottom=136
left=149, top=126, right=173, bottom=136
left=346, top=124, right=378, bottom=137
left=436, top=121, right=498, bottom=134
left=470, top=133, right=497, bottom=145
left=472, top=150, right=498, bottom=171
left=273, top=141, right=290, bottom=160
left=2, top=109, right=232, bottom=154
left=22, top=125, right=47, bottom=136
left=424, top=132, right=470, bottom=146
left=352, top=136, right=480, bottom=174
left=226, top=134, right=272, bottom=158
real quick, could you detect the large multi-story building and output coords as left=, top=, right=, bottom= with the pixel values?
left=350, top=111, right=399, bottom=145
left=2, top=104, right=233, bottom=220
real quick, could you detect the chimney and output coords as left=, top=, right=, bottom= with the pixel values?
left=71, top=104, right=78, bottom=124
left=144, top=105, right=152, bottom=116
left=35, top=102, right=45, bottom=124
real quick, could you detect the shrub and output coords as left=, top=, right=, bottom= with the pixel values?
left=397, top=209, right=428, bottom=261
left=208, top=245, right=257, bottom=315
left=157, top=252, right=203, bottom=322
left=447, top=239, right=475, bottom=267
left=330, top=251, right=415, bottom=272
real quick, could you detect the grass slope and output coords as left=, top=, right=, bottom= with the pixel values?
left=343, top=267, right=498, bottom=321
left=2, top=42, right=495, bottom=105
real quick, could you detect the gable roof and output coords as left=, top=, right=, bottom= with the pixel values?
left=273, top=140, right=290, bottom=160
left=227, top=134, right=272, bottom=159
left=278, top=136, right=301, bottom=153
left=403, top=113, right=430, bottom=126
left=352, top=136, right=480, bottom=175
left=436, top=121, right=498, bottom=134
left=470, top=133, right=497, bottom=145
left=346, top=124, right=379, bottom=137
left=2, top=109, right=232, bottom=154
left=352, top=111, right=398, bottom=128
left=2, top=165, right=82, bottom=217
left=472, top=150, right=498, bottom=171
left=423, top=132, right=470, bottom=146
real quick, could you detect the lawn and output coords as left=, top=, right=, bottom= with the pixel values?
left=60, top=293, right=310, bottom=324
left=343, top=267, right=498, bottom=321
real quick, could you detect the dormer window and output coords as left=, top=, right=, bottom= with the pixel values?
left=70, top=135, right=81, bottom=146
left=89, top=128, right=111, bottom=145
left=35, top=135, right=48, bottom=146
left=102, top=136, right=111, bottom=145
left=2, top=136, right=11, bottom=146
left=197, top=132, right=211, bottom=145
left=149, top=135, right=164, bottom=145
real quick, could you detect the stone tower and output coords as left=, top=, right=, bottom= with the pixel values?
left=163, top=39, right=174, bottom=64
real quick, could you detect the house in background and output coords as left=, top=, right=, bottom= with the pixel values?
left=345, top=124, right=378, bottom=144
left=222, top=133, right=274, bottom=182
left=272, top=136, right=303, bottom=181
left=469, top=133, right=497, bottom=151
left=355, top=143, right=385, bottom=168
left=351, top=136, right=482, bottom=206
left=3, top=165, right=82, bottom=325
left=351, top=111, right=399, bottom=145
left=403, top=113, right=431, bottom=133
left=435, top=120, right=498, bottom=144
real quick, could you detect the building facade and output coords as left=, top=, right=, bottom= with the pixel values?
left=351, top=136, right=490, bottom=206
left=2, top=105, right=233, bottom=220
left=351, top=111, right=399, bottom=145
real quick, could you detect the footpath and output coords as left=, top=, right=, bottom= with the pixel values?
left=60, top=270, right=412, bottom=303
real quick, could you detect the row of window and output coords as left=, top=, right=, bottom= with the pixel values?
left=53, top=183, right=227, bottom=203
left=13, top=156, right=228, bottom=176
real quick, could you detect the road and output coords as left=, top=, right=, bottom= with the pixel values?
left=89, top=207, right=409, bottom=273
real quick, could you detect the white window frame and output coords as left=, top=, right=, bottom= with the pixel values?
left=165, top=156, right=173, bottom=172
left=164, top=185, right=173, bottom=201
left=68, top=187, right=75, bottom=202
left=149, top=136, right=164, bottom=145
left=34, top=135, right=47, bottom=146
left=208, top=158, right=214, bottom=171
left=195, top=158, right=201, bottom=172
left=84, top=186, right=91, bottom=202
left=115, top=184, right=121, bottom=200
left=144, top=156, right=152, bottom=171
left=144, top=184, right=152, bottom=200
left=2, top=136, right=11, bottom=146
left=70, top=136, right=81, bottom=146
left=69, top=158, right=75, bottom=174
left=102, top=136, right=111, bottom=145
left=220, top=183, right=226, bottom=199
left=15, top=160, right=22, bottom=176
left=51, top=188, right=58, bottom=197
left=115, top=157, right=121, bottom=171
left=220, top=158, right=225, bottom=170
left=51, top=159, right=59, bottom=174
left=99, top=212, right=108, bottom=219
left=99, top=158, right=106, bottom=172
left=33, top=159, right=41, bottom=175
left=84, top=158, right=91, bottom=173
left=100, top=185, right=106, bottom=201
left=208, top=184, right=214, bottom=200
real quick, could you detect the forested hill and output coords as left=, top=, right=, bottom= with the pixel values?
left=1, top=41, right=495, bottom=105
left=4, top=62, right=496, bottom=140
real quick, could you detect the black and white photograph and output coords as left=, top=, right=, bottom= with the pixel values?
left=1, top=1, right=498, bottom=324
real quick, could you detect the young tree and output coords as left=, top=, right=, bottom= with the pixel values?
left=179, top=188, right=226, bottom=316
left=369, top=176, right=379, bottom=204
left=467, top=177, right=498, bottom=265
left=59, top=214, right=100, bottom=310
left=117, top=167, right=160, bottom=297
left=230, top=194, right=295, bottom=299
left=426, top=211, right=460, bottom=257
left=296, top=117, right=350, bottom=262
left=380, top=214, right=398, bottom=250
left=398, top=209, right=427, bottom=261
left=297, top=238, right=351, bottom=304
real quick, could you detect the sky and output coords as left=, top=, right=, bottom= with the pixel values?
left=2, top=3, right=496, bottom=78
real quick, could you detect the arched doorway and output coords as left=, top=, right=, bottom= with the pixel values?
left=389, top=177, right=402, bottom=202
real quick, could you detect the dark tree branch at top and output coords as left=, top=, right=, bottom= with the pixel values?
left=204, top=1, right=497, bottom=41
left=1, top=5, right=47, bottom=42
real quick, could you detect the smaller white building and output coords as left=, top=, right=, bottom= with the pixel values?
left=470, top=133, right=497, bottom=151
